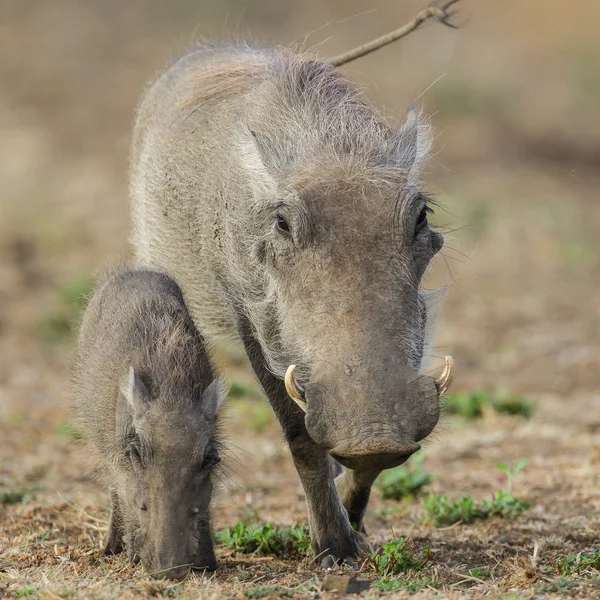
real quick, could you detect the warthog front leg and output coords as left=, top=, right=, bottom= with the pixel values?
left=334, top=467, right=381, bottom=534
left=104, top=489, right=124, bottom=555
left=238, top=320, right=359, bottom=566
left=287, top=433, right=360, bottom=566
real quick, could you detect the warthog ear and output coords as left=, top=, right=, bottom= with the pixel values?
left=389, top=106, right=432, bottom=178
left=120, top=366, right=150, bottom=418
left=200, top=378, right=224, bottom=421
left=238, top=125, right=278, bottom=198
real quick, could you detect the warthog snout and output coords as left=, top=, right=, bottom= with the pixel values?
left=330, top=438, right=420, bottom=471
left=148, top=563, right=191, bottom=581
left=143, top=532, right=218, bottom=580
left=142, top=542, right=193, bottom=581
left=287, top=357, right=454, bottom=471
left=145, top=552, right=217, bottom=581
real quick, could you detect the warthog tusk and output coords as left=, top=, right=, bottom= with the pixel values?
left=435, top=356, right=455, bottom=396
left=284, top=365, right=307, bottom=413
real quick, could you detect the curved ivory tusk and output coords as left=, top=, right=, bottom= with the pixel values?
left=284, top=365, right=308, bottom=413
left=435, top=356, right=455, bottom=396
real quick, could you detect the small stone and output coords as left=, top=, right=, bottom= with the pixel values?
left=321, top=574, right=371, bottom=594
left=492, top=535, right=512, bottom=544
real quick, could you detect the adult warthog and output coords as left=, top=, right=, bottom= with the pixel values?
left=130, top=43, right=454, bottom=566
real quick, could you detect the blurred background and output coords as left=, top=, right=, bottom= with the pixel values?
left=2, top=0, right=599, bottom=405
left=0, top=0, right=599, bottom=594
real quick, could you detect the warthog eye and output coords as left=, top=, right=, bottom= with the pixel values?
left=415, top=206, right=429, bottom=234
left=275, top=214, right=290, bottom=234
left=140, top=502, right=148, bottom=512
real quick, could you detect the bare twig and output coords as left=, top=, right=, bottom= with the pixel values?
left=452, top=572, right=489, bottom=586
left=436, top=519, right=464, bottom=531
left=328, top=0, right=461, bottom=68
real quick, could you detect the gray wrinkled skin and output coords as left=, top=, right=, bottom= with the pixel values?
left=74, top=269, right=222, bottom=580
left=130, top=44, right=444, bottom=565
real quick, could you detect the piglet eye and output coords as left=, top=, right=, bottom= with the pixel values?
left=275, top=214, right=290, bottom=234
left=201, top=448, right=221, bottom=469
left=203, top=455, right=221, bottom=469
left=127, top=443, right=141, bottom=461
left=140, top=503, right=148, bottom=512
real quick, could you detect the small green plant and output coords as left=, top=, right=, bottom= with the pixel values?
left=57, top=421, right=83, bottom=441
left=39, top=274, right=95, bottom=343
left=482, top=489, right=530, bottom=519
left=444, top=390, right=489, bottom=419
left=424, top=463, right=529, bottom=527
left=1, top=490, right=27, bottom=505
left=374, top=505, right=402, bottom=518
left=365, top=538, right=430, bottom=577
left=564, top=49, right=600, bottom=110
left=425, top=490, right=529, bottom=527
left=555, top=549, right=600, bottom=575
left=39, top=313, right=72, bottom=342
left=8, top=411, right=26, bottom=426
left=15, top=586, right=37, bottom=598
left=230, top=397, right=274, bottom=432
left=61, top=276, right=95, bottom=308
left=375, top=452, right=432, bottom=500
left=374, top=575, right=435, bottom=593
left=429, top=79, right=516, bottom=118
left=444, top=389, right=532, bottom=420
left=244, top=586, right=294, bottom=599
left=535, top=578, right=577, bottom=595
left=215, top=522, right=310, bottom=556
left=429, top=80, right=480, bottom=116
left=229, top=380, right=263, bottom=401
left=492, top=394, right=533, bottom=419
left=423, top=493, right=482, bottom=527
left=246, top=403, right=273, bottom=432
left=467, top=567, right=491, bottom=579
left=38, top=527, right=54, bottom=541
left=496, top=459, right=528, bottom=494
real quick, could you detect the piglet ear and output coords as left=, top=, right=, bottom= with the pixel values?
left=120, top=366, right=150, bottom=417
left=395, top=106, right=419, bottom=169
left=201, top=377, right=225, bottom=420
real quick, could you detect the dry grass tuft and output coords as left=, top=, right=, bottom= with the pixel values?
left=139, top=579, right=170, bottom=596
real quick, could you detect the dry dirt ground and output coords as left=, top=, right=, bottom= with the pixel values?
left=1, top=1, right=599, bottom=598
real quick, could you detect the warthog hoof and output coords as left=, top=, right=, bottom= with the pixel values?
left=355, top=530, right=373, bottom=555
left=321, top=554, right=360, bottom=569
left=314, top=529, right=364, bottom=568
